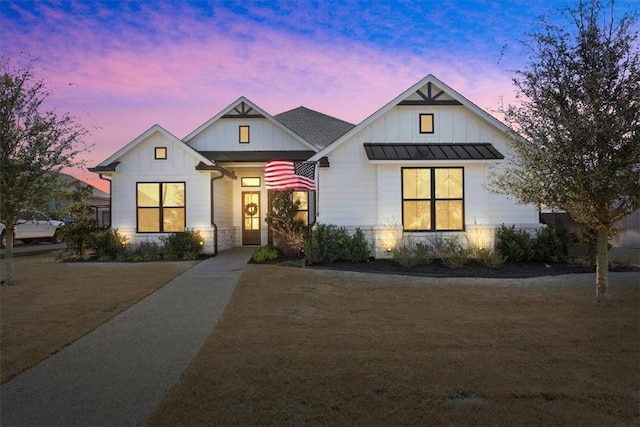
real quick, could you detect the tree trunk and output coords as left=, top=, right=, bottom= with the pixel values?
left=1, top=226, right=15, bottom=286
left=595, top=226, right=609, bottom=304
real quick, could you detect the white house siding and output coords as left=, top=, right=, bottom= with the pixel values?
left=317, top=134, right=378, bottom=226
left=316, top=103, right=540, bottom=258
left=109, top=131, right=216, bottom=252
left=186, top=117, right=307, bottom=152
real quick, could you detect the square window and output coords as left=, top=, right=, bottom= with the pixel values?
left=136, top=182, right=185, bottom=233
left=402, top=167, right=463, bottom=231
left=419, top=114, right=434, bottom=134
left=241, top=177, right=261, bottom=187
left=239, top=125, right=250, bottom=143
left=155, top=147, right=167, bottom=160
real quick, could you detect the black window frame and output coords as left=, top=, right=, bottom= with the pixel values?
left=419, top=113, right=435, bottom=134
left=401, top=167, right=464, bottom=232
left=239, top=125, right=250, bottom=144
left=154, top=147, right=167, bottom=160
left=136, top=181, right=186, bottom=233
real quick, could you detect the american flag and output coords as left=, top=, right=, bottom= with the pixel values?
left=265, top=160, right=316, bottom=191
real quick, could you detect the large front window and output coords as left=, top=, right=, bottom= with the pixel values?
left=402, top=168, right=463, bottom=231
left=137, top=182, right=186, bottom=232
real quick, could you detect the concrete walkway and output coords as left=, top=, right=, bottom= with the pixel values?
left=0, top=247, right=255, bottom=427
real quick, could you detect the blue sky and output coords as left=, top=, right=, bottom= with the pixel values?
left=1, top=0, right=637, bottom=190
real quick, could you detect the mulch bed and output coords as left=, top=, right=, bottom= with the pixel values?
left=253, top=257, right=639, bottom=279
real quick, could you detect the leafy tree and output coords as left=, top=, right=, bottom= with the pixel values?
left=492, top=0, right=640, bottom=303
left=0, top=56, right=90, bottom=285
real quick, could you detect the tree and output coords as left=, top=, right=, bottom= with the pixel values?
left=56, top=182, right=99, bottom=258
left=265, top=190, right=306, bottom=257
left=492, top=0, right=640, bottom=303
left=0, top=56, right=90, bottom=285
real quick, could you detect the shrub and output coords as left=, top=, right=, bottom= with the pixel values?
left=252, top=245, right=279, bottom=263
left=532, top=226, right=569, bottom=263
left=475, top=248, right=506, bottom=269
left=333, top=226, right=353, bottom=262
left=160, top=230, right=204, bottom=260
left=304, top=224, right=364, bottom=264
left=431, top=235, right=471, bottom=268
left=303, top=223, right=331, bottom=264
left=350, top=228, right=371, bottom=262
left=265, top=190, right=306, bottom=257
left=61, top=218, right=99, bottom=257
left=89, top=228, right=128, bottom=261
left=129, top=240, right=163, bottom=262
left=392, top=237, right=433, bottom=268
left=496, top=225, right=533, bottom=262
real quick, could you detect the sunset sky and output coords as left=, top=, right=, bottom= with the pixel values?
left=1, top=0, right=637, bottom=192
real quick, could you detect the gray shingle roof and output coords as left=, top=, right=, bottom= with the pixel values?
left=274, top=106, right=355, bottom=149
left=363, top=143, right=504, bottom=161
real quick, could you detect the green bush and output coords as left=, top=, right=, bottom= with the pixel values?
left=160, top=230, right=204, bottom=260
left=61, top=218, right=99, bottom=257
left=89, top=228, right=128, bottom=261
left=333, top=226, right=353, bottom=262
left=496, top=225, right=533, bottom=262
left=304, top=224, right=369, bottom=264
left=129, top=240, right=163, bottom=262
left=303, top=223, right=331, bottom=264
left=532, top=227, right=569, bottom=263
left=431, top=235, right=471, bottom=268
left=392, top=238, right=433, bottom=268
left=475, top=247, right=506, bottom=269
left=252, top=245, right=279, bottom=263
left=350, top=228, right=371, bottom=262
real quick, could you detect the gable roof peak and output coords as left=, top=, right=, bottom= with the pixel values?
left=309, top=73, right=512, bottom=162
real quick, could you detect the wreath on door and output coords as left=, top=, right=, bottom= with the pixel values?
left=245, top=202, right=258, bottom=217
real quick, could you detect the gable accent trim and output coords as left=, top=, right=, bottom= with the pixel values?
left=309, top=74, right=516, bottom=163
left=363, top=143, right=504, bottom=161
left=397, top=99, right=463, bottom=106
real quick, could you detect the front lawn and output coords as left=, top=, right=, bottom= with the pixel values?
left=0, top=254, right=194, bottom=383
left=147, top=265, right=639, bottom=426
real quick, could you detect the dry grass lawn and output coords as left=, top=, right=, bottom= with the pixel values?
left=0, top=254, right=193, bottom=383
left=148, top=265, right=640, bottom=426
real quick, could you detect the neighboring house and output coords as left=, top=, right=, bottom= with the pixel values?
left=90, top=74, right=540, bottom=257
left=48, top=173, right=111, bottom=226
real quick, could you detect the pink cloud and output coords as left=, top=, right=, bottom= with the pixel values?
left=3, top=3, right=518, bottom=193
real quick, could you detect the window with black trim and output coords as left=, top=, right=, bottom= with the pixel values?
left=293, top=191, right=309, bottom=225
left=241, top=177, right=261, bottom=187
left=402, top=167, right=463, bottom=231
left=155, top=147, right=167, bottom=160
left=239, top=125, right=250, bottom=143
left=419, top=113, right=434, bottom=134
left=137, top=182, right=186, bottom=232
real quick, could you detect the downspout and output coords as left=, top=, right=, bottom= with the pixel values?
left=98, top=174, right=112, bottom=227
left=211, top=171, right=226, bottom=255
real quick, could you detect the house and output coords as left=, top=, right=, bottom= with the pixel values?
left=48, top=173, right=111, bottom=226
left=90, top=74, right=540, bottom=257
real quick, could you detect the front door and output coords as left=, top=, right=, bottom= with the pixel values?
left=242, top=191, right=261, bottom=245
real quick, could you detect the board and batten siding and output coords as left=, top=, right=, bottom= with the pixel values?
left=109, top=131, right=215, bottom=252
left=317, top=102, right=540, bottom=258
left=186, top=117, right=308, bottom=152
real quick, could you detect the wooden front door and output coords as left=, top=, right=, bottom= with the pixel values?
left=242, top=191, right=261, bottom=245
